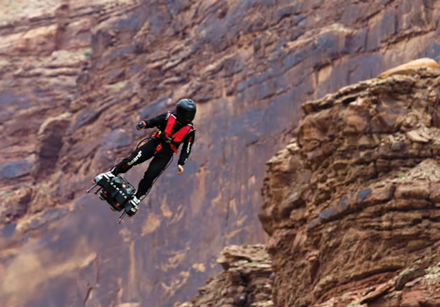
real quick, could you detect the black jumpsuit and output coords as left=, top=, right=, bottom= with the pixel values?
left=111, top=112, right=195, bottom=198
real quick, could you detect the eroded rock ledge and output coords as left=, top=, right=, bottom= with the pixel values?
left=260, top=63, right=440, bottom=306
left=178, top=244, right=273, bottom=307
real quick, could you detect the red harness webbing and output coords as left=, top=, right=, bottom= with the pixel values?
left=154, top=113, right=193, bottom=154
left=164, top=114, right=191, bottom=142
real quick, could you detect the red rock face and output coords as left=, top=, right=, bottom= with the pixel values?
left=2, top=0, right=440, bottom=306
left=260, top=66, right=440, bottom=306
left=179, top=244, right=274, bottom=307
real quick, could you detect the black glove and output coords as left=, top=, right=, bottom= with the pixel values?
left=136, top=121, right=146, bottom=130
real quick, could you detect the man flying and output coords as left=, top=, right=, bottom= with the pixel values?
left=99, top=98, right=196, bottom=215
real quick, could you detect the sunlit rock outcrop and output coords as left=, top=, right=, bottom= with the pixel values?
left=260, top=64, right=440, bottom=306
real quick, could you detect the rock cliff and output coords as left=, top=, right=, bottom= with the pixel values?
left=181, top=61, right=440, bottom=307
left=178, top=244, right=273, bottom=307
left=2, top=0, right=440, bottom=306
left=260, top=62, right=440, bottom=306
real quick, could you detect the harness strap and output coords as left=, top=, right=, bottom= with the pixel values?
left=153, top=113, right=194, bottom=154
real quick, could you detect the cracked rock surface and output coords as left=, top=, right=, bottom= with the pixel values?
left=260, top=65, right=440, bottom=306
left=2, top=0, right=440, bottom=306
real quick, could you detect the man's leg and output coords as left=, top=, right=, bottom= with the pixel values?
left=135, top=153, right=173, bottom=198
left=111, top=140, right=158, bottom=175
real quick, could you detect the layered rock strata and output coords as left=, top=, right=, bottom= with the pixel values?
left=260, top=64, right=440, bottom=306
left=2, top=0, right=440, bottom=306
left=178, top=244, right=273, bottom=307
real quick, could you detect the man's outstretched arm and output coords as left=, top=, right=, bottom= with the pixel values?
left=136, top=113, right=168, bottom=130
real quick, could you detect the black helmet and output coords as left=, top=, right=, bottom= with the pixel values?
left=176, top=98, right=196, bottom=124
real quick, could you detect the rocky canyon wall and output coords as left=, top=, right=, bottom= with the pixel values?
left=1, top=0, right=440, bottom=306
left=260, top=62, right=440, bottom=306
left=182, top=60, right=440, bottom=307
